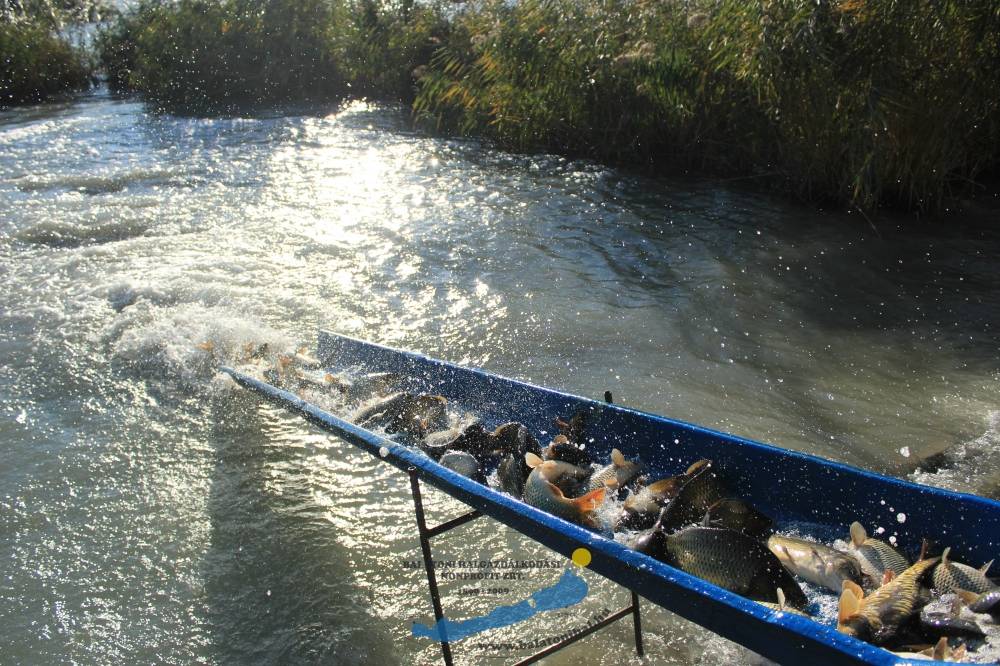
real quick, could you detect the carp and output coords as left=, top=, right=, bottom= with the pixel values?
left=617, top=475, right=686, bottom=531
left=848, top=522, right=910, bottom=583
left=636, top=522, right=808, bottom=609
left=932, top=547, right=995, bottom=595
left=522, top=453, right=606, bottom=528
left=585, top=448, right=642, bottom=493
left=767, top=534, right=864, bottom=594
left=837, top=556, right=940, bottom=645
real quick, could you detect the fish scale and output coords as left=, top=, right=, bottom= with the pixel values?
left=661, top=527, right=808, bottom=608
left=932, top=550, right=996, bottom=594
left=840, top=557, right=940, bottom=645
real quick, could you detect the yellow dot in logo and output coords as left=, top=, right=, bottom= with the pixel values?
left=571, top=547, right=591, bottom=568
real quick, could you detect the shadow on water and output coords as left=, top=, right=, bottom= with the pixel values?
left=203, top=391, right=400, bottom=665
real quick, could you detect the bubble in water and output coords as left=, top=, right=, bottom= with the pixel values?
left=899, top=446, right=911, bottom=458
left=876, top=526, right=885, bottom=535
left=889, top=535, right=898, bottom=545
left=379, top=446, right=389, bottom=458
left=897, top=513, right=906, bottom=523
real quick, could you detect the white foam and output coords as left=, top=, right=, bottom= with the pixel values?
left=909, top=411, right=1000, bottom=498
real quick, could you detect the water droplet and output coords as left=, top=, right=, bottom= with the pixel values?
left=897, top=513, right=906, bottom=524
left=379, top=446, right=389, bottom=458
left=899, top=446, right=910, bottom=458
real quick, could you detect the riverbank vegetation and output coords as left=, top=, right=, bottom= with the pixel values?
left=40, top=0, right=1000, bottom=211
left=97, top=0, right=448, bottom=111
left=1, top=1, right=98, bottom=105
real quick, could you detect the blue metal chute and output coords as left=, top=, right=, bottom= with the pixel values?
left=220, top=330, right=999, bottom=666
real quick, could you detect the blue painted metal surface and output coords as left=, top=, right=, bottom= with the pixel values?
left=221, top=330, right=1000, bottom=666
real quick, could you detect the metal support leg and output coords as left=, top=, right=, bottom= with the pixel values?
left=409, top=467, right=454, bottom=666
left=631, top=590, right=644, bottom=657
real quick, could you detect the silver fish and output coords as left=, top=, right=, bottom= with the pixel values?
left=956, top=588, right=1000, bottom=618
left=768, top=534, right=863, bottom=594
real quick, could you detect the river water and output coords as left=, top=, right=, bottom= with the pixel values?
left=2, top=89, right=998, bottom=664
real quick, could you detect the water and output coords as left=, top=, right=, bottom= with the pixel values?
left=2, top=88, right=998, bottom=664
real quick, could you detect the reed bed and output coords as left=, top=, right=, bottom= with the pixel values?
left=95, top=0, right=1000, bottom=210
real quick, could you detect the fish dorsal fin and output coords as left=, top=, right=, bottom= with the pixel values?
left=941, top=546, right=951, bottom=566
left=701, top=511, right=711, bottom=528
left=611, top=448, right=625, bottom=467
left=776, top=588, right=786, bottom=611
left=953, top=642, right=967, bottom=662
left=980, top=559, right=994, bottom=575
left=838, top=588, right=861, bottom=627
left=525, top=452, right=544, bottom=468
left=842, top=579, right=865, bottom=603
left=919, top=538, right=930, bottom=562
left=932, top=637, right=948, bottom=661
left=573, top=486, right=607, bottom=512
left=685, top=459, right=709, bottom=475
left=849, top=522, right=867, bottom=547
left=881, top=569, right=896, bottom=586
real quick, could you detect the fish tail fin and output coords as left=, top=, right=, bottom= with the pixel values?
left=573, top=487, right=607, bottom=513
left=955, top=588, right=981, bottom=606
left=932, top=637, right=948, bottom=661
left=849, top=521, right=867, bottom=547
